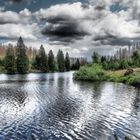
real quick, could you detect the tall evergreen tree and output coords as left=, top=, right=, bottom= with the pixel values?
left=75, top=58, right=80, bottom=70
left=4, top=45, right=16, bottom=74
left=38, top=45, right=48, bottom=72
left=32, top=54, right=40, bottom=70
left=65, top=52, right=70, bottom=71
left=132, top=51, right=140, bottom=67
left=16, top=37, right=29, bottom=74
left=57, top=50, right=65, bottom=72
left=48, top=50, right=55, bottom=72
left=92, top=52, right=100, bottom=63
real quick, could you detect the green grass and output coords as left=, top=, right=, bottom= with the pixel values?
left=74, top=64, right=140, bottom=88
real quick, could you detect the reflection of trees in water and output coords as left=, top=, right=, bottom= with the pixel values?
left=75, top=81, right=103, bottom=100
left=132, top=89, right=140, bottom=115
left=57, top=77, right=70, bottom=94
left=38, top=76, right=81, bottom=129
left=0, top=84, right=27, bottom=106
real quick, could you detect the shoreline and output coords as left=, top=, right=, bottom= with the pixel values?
left=74, top=65, right=140, bottom=89
left=0, top=70, right=75, bottom=75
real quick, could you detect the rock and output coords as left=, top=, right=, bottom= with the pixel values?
left=124, top=68, right=134, bottom=76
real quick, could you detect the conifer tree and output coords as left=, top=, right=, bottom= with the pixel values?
left=5, top=45, right=16, bottom=74
left=92, top=52, right=100, bottom=63
left=16, top=37, right=29, bottom=74
left=38, top=45, right=48, bottom=72
left=65, top=52, right=70, bottom=71
left=48, top=50, right=55, bottom=72
left=75, top=58, right=80, bottom=70
left=57, top=50, right=65, bottom=72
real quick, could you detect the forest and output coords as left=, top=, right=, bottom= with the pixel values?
left=0, top=37, right=84, bottom=74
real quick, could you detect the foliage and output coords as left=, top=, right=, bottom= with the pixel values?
left=92, top=51, right=140, bottom=70
left=122, top=72, right=140, bottom=86
left=48, top=50, right=56, bottom=72
left=4, top=46, right=16, bottom=74
left=38, top=45, right=48, bottom=72
left=74, top=64, right=105, bottom=81
left=92, top=52, right=100, bottom=63
left=71, top=59, right=81, bottom=70
left=16, top=37, right=29, bottom=74
left=0, top=37, right=86, bottom=73
left=65, top=52, right=70, bottom=71
left=74, top=61, right=140, bottom=88
left=57, top=50, right=65, bottom=72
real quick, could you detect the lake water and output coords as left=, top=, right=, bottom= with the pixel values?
left=0, top=72, right=139, bottom=140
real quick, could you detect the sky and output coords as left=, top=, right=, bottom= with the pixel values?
left=0, top=0, right=140, bottom=60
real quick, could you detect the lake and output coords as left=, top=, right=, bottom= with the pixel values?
left=0, top=72, right=139, bottom=140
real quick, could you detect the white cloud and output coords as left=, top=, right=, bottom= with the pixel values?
left=1, top=1, right=140, bottom=58
left=0, top=9, right=40, bottom=41
left=0, top=11, right=20, bottom=24
left=19, top=8, right=32, bottom=17
left=0, top=23, right=37, bottom=40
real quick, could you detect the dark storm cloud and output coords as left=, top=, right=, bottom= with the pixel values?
left=94, top=35, right=131, bottom=46
left=41, top=17, right=88, bottom=42
left=42, top=22, right=87, bottom=37
left=93, top=30, right=132, bottom=46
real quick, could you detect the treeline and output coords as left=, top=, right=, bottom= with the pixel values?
left=92, top=51, right=140, bottom=70
left=1, top=37, right=81, bottom=74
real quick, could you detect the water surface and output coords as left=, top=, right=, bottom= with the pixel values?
left=0, top=72, right=139, bottom=140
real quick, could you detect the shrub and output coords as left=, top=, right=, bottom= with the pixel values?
left=74, top=64, right=105, bottom=81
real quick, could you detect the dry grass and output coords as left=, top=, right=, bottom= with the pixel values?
left=107, top=68, right=140, bottom=76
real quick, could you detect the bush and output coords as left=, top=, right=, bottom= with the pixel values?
left=123, top=72, right=140, bottom=86
left=74, top=64, right=105, bottom=81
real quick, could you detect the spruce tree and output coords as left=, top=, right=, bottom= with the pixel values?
left=32, top=54, right=40, bottom=70
left=16, top=37, right=29, bottom=74
left=57, top=50, right=65, bottom=72
left=75, top=58, right=80, bottom=70
left=132, top=51, right=140, bottom=67
left=48, top=50, right=55, bottom=72
left=38, top=45, right=48, bottom=72
left=92, top=52, right=100, bottom=63
left=65, top=52, right=70, bottom=71
left=5, top=45, right=16, bottom=74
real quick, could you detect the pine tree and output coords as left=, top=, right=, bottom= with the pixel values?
left=75, top=58, right=80, bottom=70
left=132, top=51, right=140, bottom=67
left=92, top=52, right=100, bottom=63
left=48, top=50, right=55, bottom=72
left=65, top=52, right=70, bottom=71
left=38, top=45, right=48, bottom=72
left=32, top=54, right=40, bottom=70
left=4, top=45, right=16, bottom=74
left=57, top=50, right=65, bottom=72
left=16, top=37, right=29, bottom=74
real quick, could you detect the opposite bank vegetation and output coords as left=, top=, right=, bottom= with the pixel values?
left=74, top=64, right=140, bottom=88
left=74, top=51, right=140, bottom=88
left=0, top=37, right=81, bottom=74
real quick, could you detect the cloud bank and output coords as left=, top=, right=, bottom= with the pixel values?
left=1, top=0, right=140, bottom=59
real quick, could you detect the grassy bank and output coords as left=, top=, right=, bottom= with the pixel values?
left=74, top=64, right=140, bottom=88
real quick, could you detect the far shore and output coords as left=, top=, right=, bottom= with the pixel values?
left=74, top=64, right=140, bottom=88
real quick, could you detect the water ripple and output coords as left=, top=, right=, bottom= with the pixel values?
left=0, top=72, right=139, bottom=140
